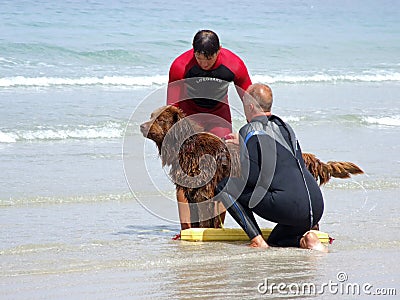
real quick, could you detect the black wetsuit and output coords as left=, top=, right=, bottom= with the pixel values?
left=216, top=115, right=324, bottom=247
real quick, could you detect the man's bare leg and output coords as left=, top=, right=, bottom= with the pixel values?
left=300, top=231, right=328, bottom=252
left=213, top=201, right=226, bottom=228
left=176, top=188, right=191, bottom=230
left=249, top=235, right=269, bottom=248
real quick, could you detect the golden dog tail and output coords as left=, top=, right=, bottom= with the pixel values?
left=302, top=153, right=364, bottom=185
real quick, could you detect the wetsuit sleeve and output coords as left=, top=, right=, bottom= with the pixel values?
left=243, top=136, right=261, bottom=188
left=167, top=58, right=186, bottom=106
left=295, top=141, right=306, bottom=168
left=238, top=124, right=261, bottom=188
left=233, top=59, right=252, bottom=100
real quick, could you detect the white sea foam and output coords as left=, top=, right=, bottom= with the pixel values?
left=0, top=131, right=17, bottom=143
left=0, top=57, right=15, bottom=64
left=2, top=122, right=124, bottom=142
left=282, top=116, right=302, bottom=122
left=253, top=72, right=400, bottom=84
left=1, top=72, right=400, bottom=88
left=362, top=115, right=400, bottom=127
left=0, top=75, right=168, bottom=87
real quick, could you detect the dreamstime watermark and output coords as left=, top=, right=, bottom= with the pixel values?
left=257, top=272, right=397, bottom=296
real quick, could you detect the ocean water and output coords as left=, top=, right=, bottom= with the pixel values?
left=1, top=0, right=399, bottom=299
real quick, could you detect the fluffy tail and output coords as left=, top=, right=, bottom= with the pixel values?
left=302, top=153, right=364, bottom=185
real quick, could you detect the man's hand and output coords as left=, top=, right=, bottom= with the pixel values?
left=224, top=133, right=239, bottom=145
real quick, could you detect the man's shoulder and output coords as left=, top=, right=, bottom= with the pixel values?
left=171, top=49, right=194, bottom=65
left=219, top=48, right=244, bottom=64
left=269, top=115, right=294, bottom=131
left=218, top=48, right=249, bottom=84
left=269, top=115, right=285, bottom=126
left=171, top=49, right=194, bottom=68
left=239, top=120, right=265, bottom=139
left=169, top=49, right=195, bottom=80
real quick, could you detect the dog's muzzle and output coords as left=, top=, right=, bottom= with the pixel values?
left=140, top=122, right=149, bottom=136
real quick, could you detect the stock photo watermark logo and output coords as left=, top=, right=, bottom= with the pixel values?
left=257, top=271, right=397, bottom=296
left=122, top=78, right=276, bottom=223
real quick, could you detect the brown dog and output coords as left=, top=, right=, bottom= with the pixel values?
left=140, top=105, right=363, bottom=228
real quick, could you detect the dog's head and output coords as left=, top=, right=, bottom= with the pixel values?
left=140, top=105, right=197, bottom=166
left=140, top=105, right=185, bottom=145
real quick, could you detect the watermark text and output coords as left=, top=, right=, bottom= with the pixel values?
left=258, top=272, right=397, bottom=296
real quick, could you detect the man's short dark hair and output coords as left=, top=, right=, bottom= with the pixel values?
left=192, top=30, right=220, bottom=58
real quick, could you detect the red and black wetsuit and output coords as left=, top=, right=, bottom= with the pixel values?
left=167, top=48, right=252, bottom=137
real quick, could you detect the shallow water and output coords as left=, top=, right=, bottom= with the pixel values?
left=1, top=191, right=398, bottom=299
left=1, top=82, right=399, bottom=299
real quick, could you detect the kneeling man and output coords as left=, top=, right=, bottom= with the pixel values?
left=216, top=83, right=327, bottom=251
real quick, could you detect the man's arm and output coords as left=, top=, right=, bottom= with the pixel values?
left=233, top=57, right=252, bottom=100
left=167, top=61, right=184, bottom=106
left=237, top=125, right=261, bottom=188
left=244, top=137, right=262, bottom=187
left=176, top=188, right=191, bottom=230
left=295, top=141, right=307, bottom=168
left=167, top=50, right=193, bottom=106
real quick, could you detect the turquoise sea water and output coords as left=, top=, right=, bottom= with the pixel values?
left=1, top=1, right=399, bottom=299
left=1, top=0, right=399, bottom=82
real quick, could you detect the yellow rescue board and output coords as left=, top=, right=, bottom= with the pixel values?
left=180, top=228, right=330, bottom=244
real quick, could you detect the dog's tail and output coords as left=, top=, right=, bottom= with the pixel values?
left=302, top=153, right=364, bottom=185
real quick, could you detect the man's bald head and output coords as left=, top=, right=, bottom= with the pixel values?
left=245, top=83, right=273, bottom=112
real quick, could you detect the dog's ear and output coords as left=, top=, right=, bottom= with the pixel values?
left=160, top=106, right=191, bottom=167
left=173, top=109, right=181, bottom=123
left=170, top=106, right=185, bottom=123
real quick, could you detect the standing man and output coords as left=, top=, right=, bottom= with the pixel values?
left=167, top=29, right=252, bottom=138
left=216, top=83, right=327, bottom=251
left=167, top=29, right=252, bottom=230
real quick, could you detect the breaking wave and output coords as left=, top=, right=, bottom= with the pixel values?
left=1, top=71, right=400, bottom=88
left=0, top=121, right=125, bottom=143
